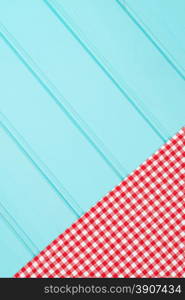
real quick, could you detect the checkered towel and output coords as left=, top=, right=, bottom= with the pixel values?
left=15, top=128, right=185, bottom=278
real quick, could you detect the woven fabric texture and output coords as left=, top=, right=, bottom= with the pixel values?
left=15, top=128, right=185, bottom=278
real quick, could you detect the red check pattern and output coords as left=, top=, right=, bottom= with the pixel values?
left=15, top=128, right=185, bottom=278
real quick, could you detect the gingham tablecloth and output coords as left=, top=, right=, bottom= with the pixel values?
left=15, top=128, right=185, bottom=278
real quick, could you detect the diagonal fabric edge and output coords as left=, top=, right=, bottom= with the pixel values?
left=15, top=127, right=185, bottom=278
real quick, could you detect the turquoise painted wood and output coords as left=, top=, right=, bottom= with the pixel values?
left=125, top=0, right=185, bottom=74
left=0, top=0, right=184, bottom=277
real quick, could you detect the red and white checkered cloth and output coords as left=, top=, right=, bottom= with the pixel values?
left=15, top=128, right=185, bottom=278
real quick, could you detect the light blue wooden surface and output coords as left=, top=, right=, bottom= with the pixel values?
left=0, top=0, right=184, bottom=277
